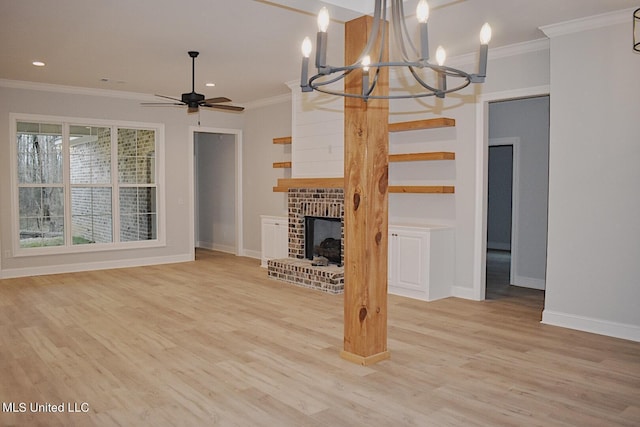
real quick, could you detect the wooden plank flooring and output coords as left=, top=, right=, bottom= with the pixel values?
left=1, top=249, right=638, bottom=426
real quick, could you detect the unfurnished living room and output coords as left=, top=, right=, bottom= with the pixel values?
left=0, top=1, right=639, bottom=426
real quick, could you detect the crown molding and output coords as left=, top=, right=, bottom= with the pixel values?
left=540, top=8, right=634, bottom=38
left=243, top=92, right=291, bottom=110
left=0, top=78, right=158, bottom=101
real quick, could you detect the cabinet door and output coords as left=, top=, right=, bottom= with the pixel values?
left=276, top=222, right=289, bottom=259
left=262, top=221, right=280, bottom=262
left=394, top=230, right=427, bottom=292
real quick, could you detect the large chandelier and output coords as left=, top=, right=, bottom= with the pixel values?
left=634, top=8, right=640, bottom=53
left=299, top=0, right=491, bottom=100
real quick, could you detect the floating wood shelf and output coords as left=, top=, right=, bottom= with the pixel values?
left=274, top=177, right=454, bottom=194
left=273, top=136, right=292, bottom=144
left=388, top=118, right=455, bottom=132
left=389, top=186, right=455, bottom=194
left=271, top=117, right=454, bottom=146
left=272, top=161, right=292, bottom=168
left=389, top=152, right=455, bottom=162
left=273, top=177, right=344, bottom=192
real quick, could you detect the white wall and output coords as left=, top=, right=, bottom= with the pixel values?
left=196, top=132, right=236, bottom=253
left=288, top=81, right=344, bottom=178
left=0, top=83, right=243, bottom=277
left=241, top=98, right=291, bottom=256
left=542, top=13, right=640, bottom=341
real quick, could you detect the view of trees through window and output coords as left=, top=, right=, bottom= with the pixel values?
left=17, top=122, right=65, bottom=247
left=16, top=120, right=157, bottom=249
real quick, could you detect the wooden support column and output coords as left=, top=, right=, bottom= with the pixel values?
left=341, top=15, right=390, bottom=365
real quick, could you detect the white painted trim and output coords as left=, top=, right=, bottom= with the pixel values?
left=540, top=8, right=634, bottom=38
left=542, top=310, right=640, bottom=343
left=451, top=286, right=476, bottom=300
left=195, top=240, right=237, bottom=253
left=211, top=243, right=237, bottom=254
left=9, top=113, right=166, bottom=258
left=189, top=126, right=244, bottom=257
left=243, top=93, right=291, bottom=110
left=0, top=78, right=158, bottom=101
left=473, top=86, right=550, bottom=301
left=243, top=249, right=262, bottom=260
left=0, top=254, right=192, bottom=279
left=442, top=38, right=550, bottom=68
left=513, top=275, right=546, bottom=290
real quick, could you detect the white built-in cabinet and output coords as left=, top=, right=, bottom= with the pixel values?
left=388, top=224, right=454, bottom=301
left=260, top=215, right=288, bottom=267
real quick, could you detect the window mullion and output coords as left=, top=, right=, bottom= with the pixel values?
left=112, top=125, right=120, bottom=243
left=63, top=122, right=72, bottom=247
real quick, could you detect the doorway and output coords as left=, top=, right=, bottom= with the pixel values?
left=484, top=96, right=549, bottom=301
left=190, top=127, right=243, bottom=258
left=486, top=143, right=514, bottom=299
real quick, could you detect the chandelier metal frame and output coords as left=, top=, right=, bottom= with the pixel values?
left=300, top=0, right=491, bottom=101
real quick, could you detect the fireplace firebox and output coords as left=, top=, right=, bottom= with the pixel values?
left=305, top=216, right=341, bottom=264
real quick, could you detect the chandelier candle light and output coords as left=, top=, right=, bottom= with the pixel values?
left=300, top=0, right=491, bottom=100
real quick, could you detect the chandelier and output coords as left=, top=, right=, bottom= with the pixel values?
left=634, top=8, right=640, bottom=53
left=299, top=0, right=491, bottom=100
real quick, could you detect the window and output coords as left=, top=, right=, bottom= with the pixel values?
left=13, top=115, right=163, bottom=254
left=16, top=122, right=64, bottom=247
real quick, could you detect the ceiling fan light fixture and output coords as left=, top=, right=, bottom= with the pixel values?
left=140, top=51, right=244, bottom=113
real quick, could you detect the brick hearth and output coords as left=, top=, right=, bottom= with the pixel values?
left=267, top=188, right=345, bottom=293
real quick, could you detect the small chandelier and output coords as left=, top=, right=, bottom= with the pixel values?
left=299, top=0, right=491, bottom=100
left=634, top=8, right=640, bottom=53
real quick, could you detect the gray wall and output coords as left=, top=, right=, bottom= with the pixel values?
left=487, top=145, right=513, bottom=250
left=489, top=96, right=550, bottom=287
left=543, top=19, right=640, bottom=337
left=196, top=132, right=236, bottom=252
left=0, top=85, right=243, bottom=275
left=242, top=99, right=291, bottom=256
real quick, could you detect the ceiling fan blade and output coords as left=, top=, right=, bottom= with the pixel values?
left=203, top=97, right=232, bottom=104
left=154, top=94, right=184, bottom=103
left=202, top=104, right=245, bottom=112
left=141, top=102, right=184, bottom=106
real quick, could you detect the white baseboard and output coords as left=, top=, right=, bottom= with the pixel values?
left=211, top=243, right=236, bottom=254
left=451, top=286, right=479, bottom=300
left=196, top=240, right=212, bottom=250
left=513, top=275, right=546, bottom=290
left=1, top=253, right=193, bottom=279
left=197, top=241, right=238, bottom=255
left=487, top=241, right=511, bottom=251
left=242, top=249, right=261, bottom=260
left=542, top=310, right=640, bottom=342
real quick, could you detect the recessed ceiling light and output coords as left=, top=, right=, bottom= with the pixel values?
left=32, top=61, right=46, bottom=67
left=205, top=82, right=215, bottom=87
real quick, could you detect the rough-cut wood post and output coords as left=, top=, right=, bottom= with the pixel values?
left=341, top=15, right=390, bottom=366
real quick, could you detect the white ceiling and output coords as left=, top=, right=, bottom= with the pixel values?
left=0, top=0, right=635, bottom=105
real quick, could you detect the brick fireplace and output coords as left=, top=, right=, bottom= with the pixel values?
left=267, top=188, right=345, bottom=294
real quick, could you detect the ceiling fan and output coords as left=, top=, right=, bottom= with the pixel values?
left=142, top=51, right=244, bottom=113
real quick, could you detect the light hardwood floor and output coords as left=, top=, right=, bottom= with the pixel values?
left=1, top=249, right=638, bottom=426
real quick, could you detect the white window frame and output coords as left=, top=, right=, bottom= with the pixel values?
left=10, top=113, right=166, bottom=257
